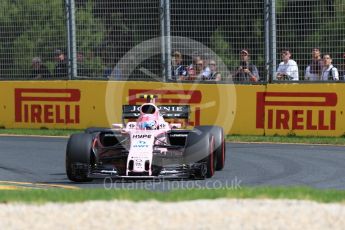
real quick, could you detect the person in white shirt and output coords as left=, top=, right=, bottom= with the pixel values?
left=275, top=49, right=299, bottom=81
left=305, top=48, right=323, bottom=81
left=320, top=54, right=339, bottom=81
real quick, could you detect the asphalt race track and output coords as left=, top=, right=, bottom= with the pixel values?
left=1, top=136, right=345, bottom=190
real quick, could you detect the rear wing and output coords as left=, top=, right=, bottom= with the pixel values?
left=122, top=105, right=190, bottom=119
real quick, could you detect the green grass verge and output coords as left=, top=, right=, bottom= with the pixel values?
left=0, top=128, right=81, bottom=136
left=1, top=128, right=345, bottom=145
left=1, top=187, right=345, bottom=204
left=227, top=135, right=345, bottom=145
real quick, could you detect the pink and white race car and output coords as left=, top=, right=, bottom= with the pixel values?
left=66, top=95, right=225, bottom=182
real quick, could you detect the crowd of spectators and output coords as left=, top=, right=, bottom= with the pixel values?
left=274, top=47, right=343, bottom=82
left=29, top=48, right=345, bottom=82
left=30, top=49, right=68, bottom=79
left=169, top=48, right=344, bottom=83
left=170, top=49, right=258, bottom=82
left=30, top=57, right=51, bottom=79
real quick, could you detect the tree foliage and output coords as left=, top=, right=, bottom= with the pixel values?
left=0, top=0, right=104, bottom=78
left=276, top=0, right=345, bottom=78
left=0, top=0, right=344, bottom=79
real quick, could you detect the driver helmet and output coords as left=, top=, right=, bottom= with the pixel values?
left=138, top=114, right=157, bottom=130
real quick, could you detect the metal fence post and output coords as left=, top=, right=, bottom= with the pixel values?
left=160, top=0, right=166, bottom=81
left=270, top=0, right=277, bottom=81
left=66, top=0, right=77, bottom=79
left=265, top=0, right=270, bottom=82
left=265, top=0, right=277, bottom=82
left=160, top=0, right=171, bottom=82
left=165, top=0, right=172, bottom=81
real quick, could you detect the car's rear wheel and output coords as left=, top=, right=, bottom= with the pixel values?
left=184, top=130, right=215, bottom=178
left=66, top=133, right=93, bottom=182
left=204, top=135, right=215, bottom=178
left=195, top=126, right=225, bottom=170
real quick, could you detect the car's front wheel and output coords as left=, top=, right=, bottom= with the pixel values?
left=66, top=133, right=93, bottom=182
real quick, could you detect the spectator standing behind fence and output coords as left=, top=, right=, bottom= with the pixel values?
left=54, top=49, right=68, bottom=78
left=171, top=51, right=187, bottom=80
left=202, top=57, right=211, bottom=79
left=30, top=57, right=51, bottom=79
left=233, top=49, right=259, bottom=82
left=185, top=56, right=210, bottom=80
left=205, top=60, right=221, bottom=81
left=320, top=54, right=339, bottom=81
left=305, top=48, right=323, bottom=80
left=275, top=49, right=299, bottom=81
left=185, top=56, right=198, bottom=80
left=188, top=58, right=203, bottom=80
left=188, top=57, right=211, bottom=80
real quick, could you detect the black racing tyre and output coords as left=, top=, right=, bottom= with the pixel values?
left=195, top=126, right=225, bottom=171
left=184, top=130, right=215, bottom=178
left=204, top=135, right=215, bottom=178
left=66, top=133, right=93, bottom=182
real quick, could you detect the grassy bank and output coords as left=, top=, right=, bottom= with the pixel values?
left=0, top=187, right=345, bottom=204
left=0, top=128, right=345, bottom=145
left=0, top=128, right=81, bottom=136
left=227, top=135, right=345, bottom=145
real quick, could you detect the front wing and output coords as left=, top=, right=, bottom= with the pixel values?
left=72, top=162, right=207, bottom=180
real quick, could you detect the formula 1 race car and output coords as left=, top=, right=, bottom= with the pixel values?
left=66, top=95, right=226, bottom=182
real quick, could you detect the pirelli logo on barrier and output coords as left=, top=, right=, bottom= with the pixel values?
left=15, top=88, right=81, bottom=124
left=256, top=92, right=337, bottom=130
left=128, top=89, right=202, bottom=126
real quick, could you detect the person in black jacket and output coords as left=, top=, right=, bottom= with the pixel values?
left=54, top=49, right=68, bottom=78
left=233, top=49, right=259, bottom=82
left=171, top=51, right=187, bottom=80
left=30, top=57, right=51, bottom=79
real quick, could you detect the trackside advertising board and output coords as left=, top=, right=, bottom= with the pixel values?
left=260, top=84, right=343, bottom=136
left=0, top=81, right=344, bottom=136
